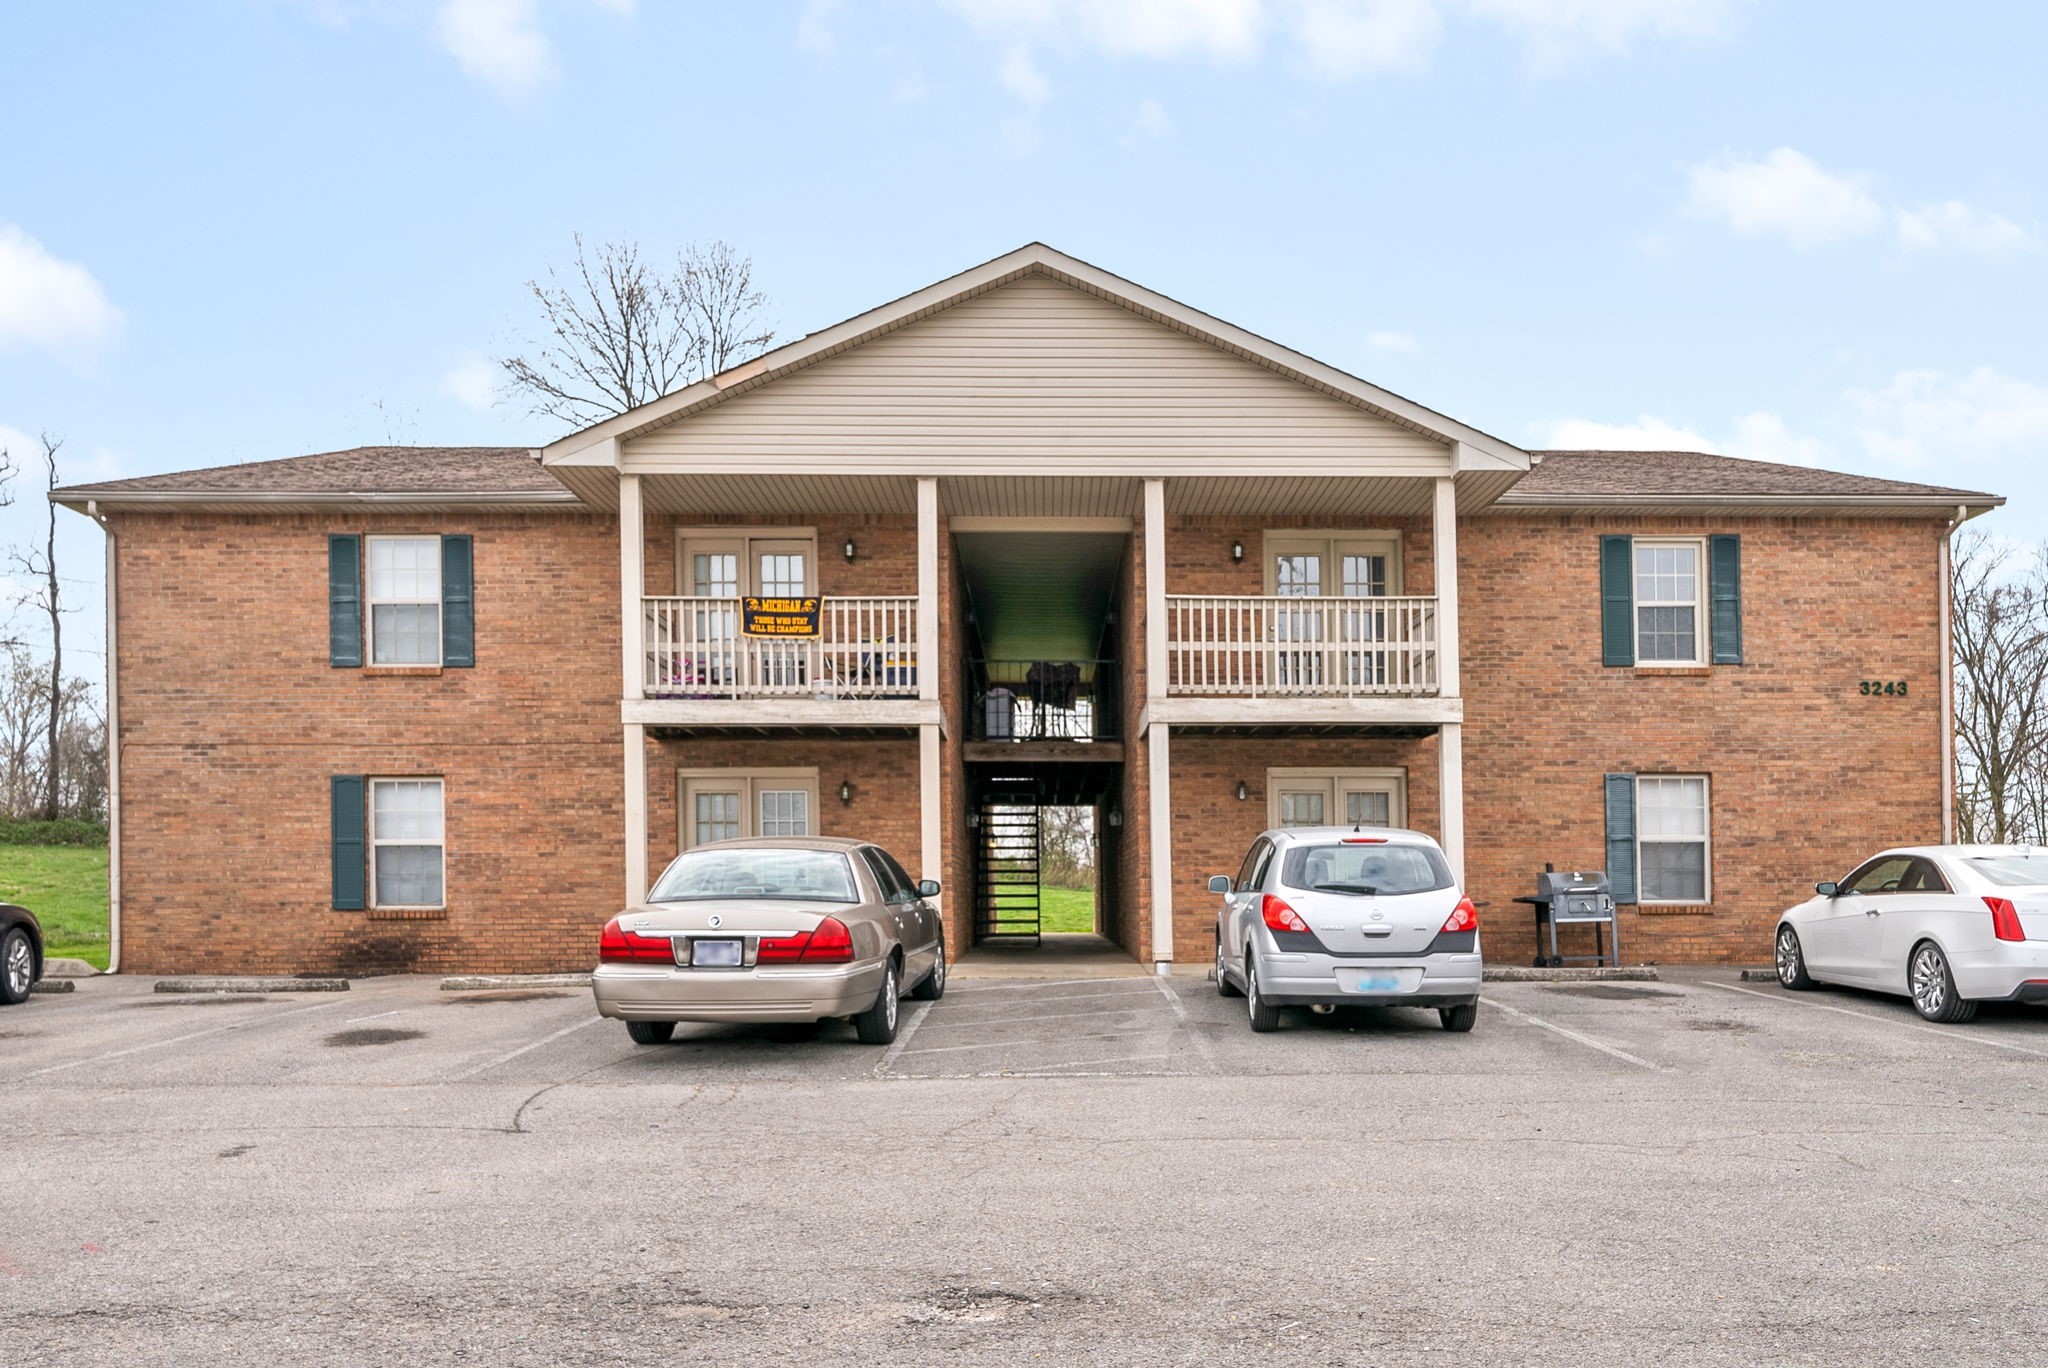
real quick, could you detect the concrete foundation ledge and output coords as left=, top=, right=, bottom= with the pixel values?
left=155, top=978, right=350, bottom=994
left=30, top=979, right=75, bottom=994
left=1738, top=968, right=1784, bottom=983
left=1481, top=966, right=1660, bottom=983
left=441, top=974, right=593, bottom=991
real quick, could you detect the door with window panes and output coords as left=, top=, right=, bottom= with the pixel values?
left=678, top=534, right=815, bottom=692
left=680, top=774, right=817, bottom=850
left=1269, top=774, right=1405, bottom=831
left=1268, top=537, right=1397, bottom=691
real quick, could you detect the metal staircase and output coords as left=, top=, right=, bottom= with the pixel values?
left=974, top=783, right=1042, bottom=945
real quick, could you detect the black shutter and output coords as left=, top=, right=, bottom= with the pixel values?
left=441, top=535, right=475, bottom=668
left=329, top=535, right=362, bottom=668
left=1600, top=535, right=1634, bottom=667
left=1709, top=534, right=1742, bottom=665
left=332, top=775, right=366, bottom=911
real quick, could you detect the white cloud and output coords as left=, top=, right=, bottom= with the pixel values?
left=1367, top=329, right=1420, bottom=352
left=1849, top=367, right=2048, bottom=470
left=1684, top=148, right=1884, bottom=250
left=1895, top=201, right=2036, bottom=257
left=1290, top=0, right=1442, bottom=77
left=943, top=0, right=1267, bottom=61
left=439, top=359, right=500, bottom=410
left=1468, top=0, right=1736, bottom=67
left=1121, top=96, right=1174, bottom=143
left=0, top=224, right=123, bottom=363
left=435, top=0, right=555, bottom=96
left=1725, top=412, right=1833, bottom=467
left=1530, top=415, right=1715, bottom=451
left=999, top=45, right=1052, bottom=103
left=796, top=0, right=840, bottom=57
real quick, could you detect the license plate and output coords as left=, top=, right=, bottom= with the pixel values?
left=1336, top=967, right=1420, bottom=994
left=1352, top=974, right=1403, bottom=992
left=690, top=938, right=743, bottom=968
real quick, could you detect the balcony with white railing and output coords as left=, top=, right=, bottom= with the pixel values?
left=1165, top=595, right=1439, bottom=698
left=644, top=596, right=921, bottom=700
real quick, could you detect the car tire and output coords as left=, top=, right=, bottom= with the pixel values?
left=626, top=1020, right=675, bottom=1045
left=1439, top=1002, right=1478, bottom=1033
left=1215, top=940, right=1242, bottom=997
left=1, top=927, right=31, bottom=1006
left=911, top=939, right=947, bottom=1001
left=854, top=961, right=901, bottom=1045
left=1245, top=952, right=1280, bottom=1033
left=1775, top=924, right=1816, bottom=990
left=1908, top=941, right=1978, bottom=1024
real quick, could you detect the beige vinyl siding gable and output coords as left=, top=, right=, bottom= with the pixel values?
left=623, top=276, right=1452, bottom=476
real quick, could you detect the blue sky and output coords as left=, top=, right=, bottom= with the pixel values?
left=4, top=0, right=2046, bottom=669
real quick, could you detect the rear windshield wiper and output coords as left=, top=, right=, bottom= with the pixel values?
left=1311, top=882, right=1380, bottom=895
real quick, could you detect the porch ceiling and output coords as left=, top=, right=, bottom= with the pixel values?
left=958, top=531, right=1126, bottom=662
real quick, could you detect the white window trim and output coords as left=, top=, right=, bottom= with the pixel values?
left=674, top=527, right=819, bottom=597
left=1637, top=773, right=1711, bottom=905
left=365, top=534, right=444, bottom=667
left=1261, top=531, right=1403, bottom=597
left=1265, top=767, right=1408, bottom=830
left=1632, top=537, right=1708, bottom=667
left=368, top=776, right=446, bottom=910
left=677, top=768, right=821, bottom=850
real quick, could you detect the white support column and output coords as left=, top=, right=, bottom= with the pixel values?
left=917, top=477, right=939, bottom=703
left=1144, top=478, right=1167, bottom=704
left=1432, top=471, right=1461, bottom=700
left=620, top=473, right=645, bottom=702
left=920, top=723, right=943, bottom=913
left=1148, top=721, right=1174, bottom=973
left=624, top=722, right=649, bottom=905
left=1438, top=721, right=1465, bottom=887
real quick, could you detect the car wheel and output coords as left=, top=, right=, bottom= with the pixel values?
left=1775, top=924, right=1815, bottom=990
left=1245, top=952, right=1280, bottom=1033
left=1215, top=939, right=1241, bottom=997
left=1, top=927, right=31, bottom=1006
left=1439, top=1002, right=1478, bottom=1033
left=911, top=939, right=947, bottom=1001
left=1909, top=942, right=1978, bottom=1024
left=626, top=1020, right=675, bottom=1045
left=854, top=961, right=901, bottom=1045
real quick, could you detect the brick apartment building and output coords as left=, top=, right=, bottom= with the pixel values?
left=54, top=244, right=2002, bottom=976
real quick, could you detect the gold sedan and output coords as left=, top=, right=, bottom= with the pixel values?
left=591, top=836, right=946, bottom=1045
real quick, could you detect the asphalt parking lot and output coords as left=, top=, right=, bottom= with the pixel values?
left=4, top=969, right=2047, bottom=1366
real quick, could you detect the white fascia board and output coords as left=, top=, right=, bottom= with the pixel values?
left=1491, top=492, right=2006, bottom=514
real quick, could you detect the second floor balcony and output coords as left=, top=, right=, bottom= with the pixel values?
left=644, top=595, right=921, bottom=700
left=1165, top=594, right=1440, bottom=698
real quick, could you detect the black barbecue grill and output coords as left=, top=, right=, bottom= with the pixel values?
left=1512, top=867, right=1619, bottom=968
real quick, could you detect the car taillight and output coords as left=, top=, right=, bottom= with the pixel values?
left=1986, top=896, right=2026, bottom=943
left=799, top=916, right=854, bottom=963
left=756, top=931, right=809, bottom=964
left=1441, top=896, right=1480, bottom=934
left=598, top=917, right=675, bottom=964
left=1261, top=894, right=1308, bottom=933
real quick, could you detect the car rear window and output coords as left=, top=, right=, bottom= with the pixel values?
left=648, top=849, right=858, bottom=903
left=1279, top=843, right=1452, bottom=896
left=1963, top=854, right=2048, bottom=888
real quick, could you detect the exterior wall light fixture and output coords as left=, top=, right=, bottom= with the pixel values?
left=843, top=538, right=857, bottom=562
left=1230, top=540, right=1245, bottom=563
left=838, top=779, right=854, bottom=804
left=1106, top=809, right=1122, bottom=828
left=1235, top=780, right=1250, bottom=801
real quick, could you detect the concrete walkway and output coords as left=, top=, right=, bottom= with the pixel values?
left=952, top=931, right=1151, bottom=979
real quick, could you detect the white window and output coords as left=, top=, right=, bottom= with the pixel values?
left=370, top=778, right=445, bottom=908
left=1638, top=776, right=1710, bottom=903
left=1633, top=540, right=1705, bottom=665
left=1268, top=769, right=1407, bottom=831
left=678, top=770, right=819, bottom=850
left=367, top=536, right=442, bottom=665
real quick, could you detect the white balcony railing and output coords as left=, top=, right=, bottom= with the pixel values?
left=1166, top=595, right=1438, bottom=697
left=645, top=596, right=920, bottom=700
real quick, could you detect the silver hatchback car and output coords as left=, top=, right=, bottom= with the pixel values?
left=1211, top=826, right=1482, bottom=1032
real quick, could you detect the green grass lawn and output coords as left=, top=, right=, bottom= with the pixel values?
left=1038, top=885, right=1097, bottom=934
left=0, top=844, right=110, bottom=968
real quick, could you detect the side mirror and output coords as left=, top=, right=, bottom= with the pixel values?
left=1208, top=875, right=1233, bottom=894
left=917, top=879, right=941, bottom=898
left=1815, top=881, right=1838, bottom=898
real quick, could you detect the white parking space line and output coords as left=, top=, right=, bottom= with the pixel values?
left=1151, top=976, right=1221, bottom=1075
left=1480, top=996, right=1667, bottom=1072
left=13, top=996, right=357, bottom=1082
left=1027, top=1051, right=1179, bottom=1074
left=1704, top=982, right=2048, bottom=1058
left=344, top=1010, right=401, bottom=1024
left=896, top=1028, right=1167, bottom=1058
left=874, top=1002, right=933, bottom=1078
left=446, top=1014, right=608, bottom=1081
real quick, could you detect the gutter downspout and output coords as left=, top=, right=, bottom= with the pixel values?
left=88, top=500, right=120, bottom=974
left=1940, top=504, right=1962, bottom=845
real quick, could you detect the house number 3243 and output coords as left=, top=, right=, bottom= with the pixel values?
left=1859, top=680, right=1908, bottom=697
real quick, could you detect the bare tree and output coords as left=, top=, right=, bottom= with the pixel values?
left=1040, top=806, right=1097, bottom=889
left=499, top=236, right=775, bottom=427
left=1950, top=531, right=2048, bottom=843
left=6, top=434, right=67, bottom=820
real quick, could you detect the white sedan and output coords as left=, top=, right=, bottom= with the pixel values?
left=1775, top=845, right=2048, bottom=1022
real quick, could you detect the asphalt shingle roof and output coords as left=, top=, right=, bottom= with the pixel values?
left=53, top=446, right=563, bottom=498
left=1514, top=449, right=1998, bottom=503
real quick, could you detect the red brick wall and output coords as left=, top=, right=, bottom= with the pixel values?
left=1460, top=514, right=1947, bottom=966
left=111, top=510, right=623, bottom=975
